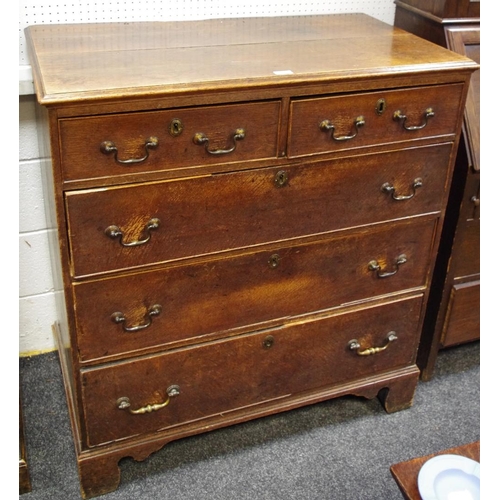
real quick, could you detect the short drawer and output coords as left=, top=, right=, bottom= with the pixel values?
left=81, top=294, right=423, bottom=447
left=59, top=101, right=281, bottom=182
left=441, top=280, right=480, bottom=348
left=452, top=220, right=480, bottom=278
left=66, top=143, right=450, bottom=278
left=74, top=217, right=436, bottom=362
left=288, top=84, right=463, bottom=158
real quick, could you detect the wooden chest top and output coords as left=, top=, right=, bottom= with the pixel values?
left=25, top=14, right=476, bottom=105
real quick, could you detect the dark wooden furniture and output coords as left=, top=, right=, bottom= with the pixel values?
left=390, top=441, right=480, bottom=500
left=19, top=398, right=32, bottom=494
left=25, top=15, right=476, bottom=498
left=395, top=1, right=480, bottom=381
left=394, top=0, right=479, bottom=33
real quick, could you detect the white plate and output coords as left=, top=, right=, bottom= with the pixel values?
left=417, top=454, right=480, bottom=500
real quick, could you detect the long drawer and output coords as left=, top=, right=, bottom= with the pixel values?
left=73, top=217, right=436, bottom=362
left=81, top=294, right=423, bottom=447
left=59, top=101, right=281, bottom=183
left=66, top=143, right=451, bottom=278
left=288, top=84, right=463, bottom=157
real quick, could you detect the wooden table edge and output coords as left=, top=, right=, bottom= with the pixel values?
left=390, top=441, right=479, bottom=500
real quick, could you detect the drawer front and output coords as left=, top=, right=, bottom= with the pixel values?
left=461, top=170, right=480, bottom=222
left=441, top=280, right=480, bottom=348
left=81, top=294, right=423, bottom=447
left=59, top=101, right=281, bottom=182
left=452, top=220, right=480, bottom=278
left=288, top=84, right=463, bottom=158
left=66, top=143, right=450, bottom=278
left=74, top=217, right=436, bottom=362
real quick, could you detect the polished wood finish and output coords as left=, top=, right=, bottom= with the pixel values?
left=390, top=441, right=480, bottom=500
left=394, top=0, right=479, bottom=19
left=83, top=296, right=423, bottom=448
left=73, top=217, right=436, bottom=363
left=59, top=101, right=281, bottom=183
left=26, top=15, right=476, bottom=498
left=288, top=85, right=463, bottom=157
left=441, top=280, right=480, bottom=346
left=447, top=26, right=480, bottom=171
left=395, top=0, right=480, bottom=380
left=65, top=145, right=450, bottom=279
left=26, top=15, right=474, bottom=106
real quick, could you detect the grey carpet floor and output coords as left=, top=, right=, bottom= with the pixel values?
left=19, top=341, right=479, bottom=499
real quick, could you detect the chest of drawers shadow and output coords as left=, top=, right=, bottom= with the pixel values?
left=25, top=14, right=477, bottom=498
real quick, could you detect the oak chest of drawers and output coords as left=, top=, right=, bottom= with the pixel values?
left=25, top=14, right=477, bottom=498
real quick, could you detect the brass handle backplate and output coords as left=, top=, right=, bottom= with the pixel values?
left=320, top=116, right=365, bottom=141
left=117, top=385, right=180, bottom=415
left=348, top=332, right=398, bottom=356
left=193, top=128, right=245, bottom=155
left=111, top=304, right=162, bottom=332
left=105, top=218, right=160, bottom=247
left=393, top=108, right=434, bottom=131
left=100, top=137, right=159, bottom=164
left=368, top=254, right=407, bottom=278
left=381, top=178, right=423, bottom=201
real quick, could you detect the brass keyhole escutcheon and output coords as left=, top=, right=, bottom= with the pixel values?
left=263, top=335, right=274, bottom=349
left=274, top=170, right=289, bottom=187
left=268, top=254, right=280, bottom=269
left=169, top=118, right=184, bottom=137
left=376, top=98, right=387, bottom=115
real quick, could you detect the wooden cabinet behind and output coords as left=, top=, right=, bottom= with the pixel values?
left=395, top=0, right=480, bottom=380
left=394, top=0, right=479, bottom=19
left=25, top=14, right=477, bottom=498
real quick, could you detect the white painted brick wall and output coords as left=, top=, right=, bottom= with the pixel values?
left=19, top=95, right=58, bottom=355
